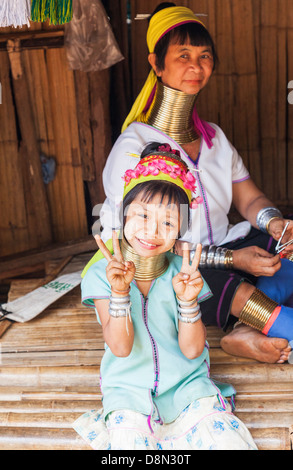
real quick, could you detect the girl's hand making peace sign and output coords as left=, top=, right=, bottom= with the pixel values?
left=95, top=231, right=136, bottom=293
left=172, top=243, right=204, bottom=302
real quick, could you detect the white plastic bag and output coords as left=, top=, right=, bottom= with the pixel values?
left=2, top=271, right=82, bottom=323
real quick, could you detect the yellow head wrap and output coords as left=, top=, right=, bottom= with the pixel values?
left=121, top=6, right=206, bottom=132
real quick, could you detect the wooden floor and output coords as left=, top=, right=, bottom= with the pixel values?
left=0, top=254, right=292, bottom=450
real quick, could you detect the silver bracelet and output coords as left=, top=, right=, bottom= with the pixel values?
left=109, top=295, right=132, bottom=318
left=178, top=304, right=200, bottom=315
left=109, top=303, right=131, bottom=311
left=256, top=207, right=283, bottom=233
left=109, top=308, right=130, bottom=318
left=109, top=295, right=130, bottom=303
left=214, top=247, right=226, bottom=269
left=198, top=245, right=231, bottom=269
left=206, top=245, right=217, bottom=268
left=178, top=311, right=202, bottom=323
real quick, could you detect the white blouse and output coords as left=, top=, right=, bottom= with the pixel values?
left=98, top=122, right=251, bottom=247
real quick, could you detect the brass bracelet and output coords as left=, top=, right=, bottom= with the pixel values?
left=266, top=217, right=282, bottom=236
left=176, top=295, right=198, bottom=306
left=224, top=250, right=234, bottom=269
left=239, top=289, right=278, bottom=331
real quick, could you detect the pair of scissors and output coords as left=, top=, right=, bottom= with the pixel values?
left=275, top=222, right=293, bottom=254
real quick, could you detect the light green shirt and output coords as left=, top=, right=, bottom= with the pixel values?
left=81, top=251, right=235, bottom=423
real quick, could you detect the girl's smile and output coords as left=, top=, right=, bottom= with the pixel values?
left=135, top=237, right=161, bottom=250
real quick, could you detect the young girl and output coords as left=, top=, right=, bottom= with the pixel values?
left=73, top=144, right=257, bottom=450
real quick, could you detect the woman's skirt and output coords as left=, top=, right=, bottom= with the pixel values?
left=73, top=395, right=257, bottom=450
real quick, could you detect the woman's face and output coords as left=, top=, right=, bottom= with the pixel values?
left=124, top=192, right=181, bottom=257
left=149, top=41, right=214, bottom=95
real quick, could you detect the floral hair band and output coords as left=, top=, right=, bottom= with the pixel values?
left=122, top=145, right=203, bottom=209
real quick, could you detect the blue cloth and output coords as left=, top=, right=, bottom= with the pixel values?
left=256, top=259, right=293, bottom=341
left=256, top=259, right=293, bottom=305
left=267, top=305, right=293, bottom=342
left=81, top=251, right=236, bottom=423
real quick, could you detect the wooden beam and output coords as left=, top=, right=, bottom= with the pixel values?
left=0, top=29, right=64, bottom=43
left=0, top=236, right=96, bottom=280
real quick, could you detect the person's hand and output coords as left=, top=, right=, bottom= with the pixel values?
left=268, top=218, right=293, bottom=255
left=95, top=231, right=136, bottom=293
left=172, top=243, right=204, bottom=302
left=232, top=246, right=281, bottom=277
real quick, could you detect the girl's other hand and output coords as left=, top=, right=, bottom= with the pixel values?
left=172, top=243, right=204, bottom=302
left=95, top=231, right=136, bottom=293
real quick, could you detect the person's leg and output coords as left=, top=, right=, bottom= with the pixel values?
left=201, top=227, right=293, bottom=363
left=220, top=282, right=291, bottom=363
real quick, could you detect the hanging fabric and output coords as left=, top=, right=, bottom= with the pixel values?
left=31, top=0, right=73, bottom=25
left=0, top=0, right=31, bottom=28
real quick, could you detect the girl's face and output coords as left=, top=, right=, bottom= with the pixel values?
left=124, top=192, right=181, bottom=257
left=149, top=41, right=214, bottom=95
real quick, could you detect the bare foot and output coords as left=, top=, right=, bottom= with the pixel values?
left=220, top=324, right=291, bottom=363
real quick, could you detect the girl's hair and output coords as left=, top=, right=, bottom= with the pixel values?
left=121, top=142, right=191, bottom=238
left=149, top=3, right=218, bottom=71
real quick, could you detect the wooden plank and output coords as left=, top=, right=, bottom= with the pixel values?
left=0, top=399, right=101, bottom=412
left=231, top=0, right=256, bottom=75
left=233, top=74, right=262, bottom=186
left=0, top=51, right=30, bottom=257
left=276, top=27, right=288, bottom=204
left=213, top=0, right=234, bottom=77
left=45, top=48, right=88, bottom=241
left=249, top=427, right=290, bottom=451
left=0, top=366, right=100, bottom=389
left=0, top=142, right=30, bottom=256
left=7, top=40, right=53, bottom=248
left=73, top=71, right=95, bottom=182
left=0, top=350, right=104, bottom=368
left=0, top=29, right=64, bottom=43
left=288, top=26, right=293, bottom=205
left=86, top=70, right=112, bottom=207
left=0, top=427, right=91, bottom=450
left=210, top=362, right=293, bottom=386
left=259, top=2, right=278, bottom=202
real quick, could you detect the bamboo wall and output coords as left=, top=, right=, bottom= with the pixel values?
left=0, top=1, right=292, bottom=258
left=130, top=0, right=293, bottom=206
left=0, top=22, right=86, bottom=257
left=0, top=19, right=113, bottom=258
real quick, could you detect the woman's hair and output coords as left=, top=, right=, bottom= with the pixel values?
left=121, top=142, right=191, bottom=238
left=149, top=2, right=218, bottom=72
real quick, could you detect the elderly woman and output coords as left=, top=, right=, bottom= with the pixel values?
left=99, top=3, right=293, bottom=363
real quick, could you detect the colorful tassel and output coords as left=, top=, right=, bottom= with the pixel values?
left=0, top=0, right=31, bottom=28
left=31, top=0, right=73, bottom=25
